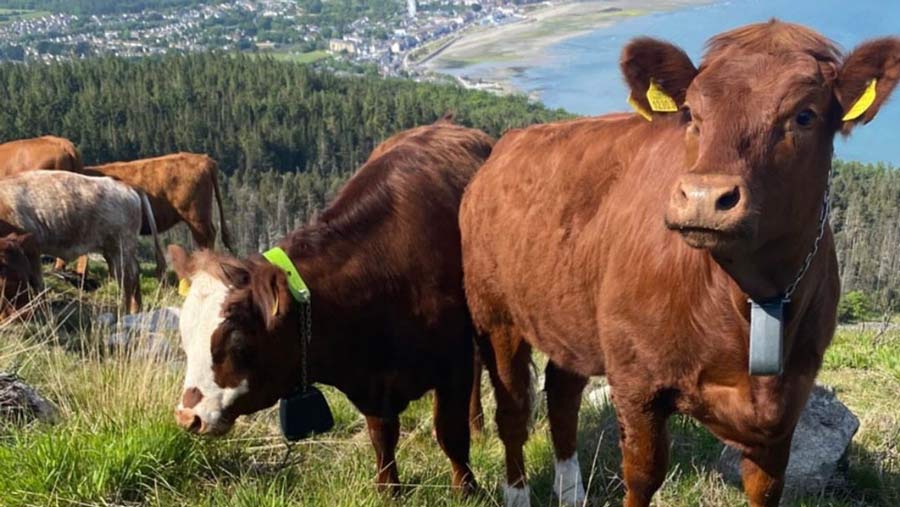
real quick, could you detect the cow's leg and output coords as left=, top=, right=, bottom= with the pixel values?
left=186, top=219, right=216, bottom=250
left=478, top=326, right=533, bottom=507
left=615, top=392, right=671, bottom=507
left=469, top=352, right=485, bottom=434
left=365, top=415, right=400, bottom=493
left=434, top=378, right=477, bottom=493
left=545, top=361, right=589, bottom=506
left=740, top=442, right=791, bottom=507
left=74, top=255, right=89, bottom=276
left=105, top=248, right=140, bottom=314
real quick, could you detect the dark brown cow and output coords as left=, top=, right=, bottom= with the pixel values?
left=0, top=135, right=83, bottom=177
left=169, top=121, right=493, bottom=493
left=82, top=153, right=233, bottom=251
left=0, top=232, right=39, bottom=321
left=460, top=21, right=898, bottom=507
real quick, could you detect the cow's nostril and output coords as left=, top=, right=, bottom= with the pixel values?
left=715, top=187, right=741, bottom=211
left=189, top=414, right=202, bottom=433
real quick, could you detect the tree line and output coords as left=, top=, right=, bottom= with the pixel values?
left=0, top=53, right=897, bottom=313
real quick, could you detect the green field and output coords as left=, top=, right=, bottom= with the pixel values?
left=0, top=8, right=51, bottom=25
left=0, top=272, right=898, bottom=507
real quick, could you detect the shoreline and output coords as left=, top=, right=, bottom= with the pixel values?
left=416, top=0, right=713, bottom=96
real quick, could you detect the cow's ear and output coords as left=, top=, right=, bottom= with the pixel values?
left=836, top=37, right=900, bottom=132
left=621, top=37, right=697, bottom=121
left=167, top=244, right=194, bottom=281
left=251, top=264, right=290, bottom=332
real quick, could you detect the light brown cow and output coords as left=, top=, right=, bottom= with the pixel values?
left=0, top=171, right=165, bottom=314
left=0, top=135, right=83, bottom=177
left=460, top=21, right=898, bottom=507
left=81, top=153, right=233, bottom=251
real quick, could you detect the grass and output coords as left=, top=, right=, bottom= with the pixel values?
left=1, top=269, right=898, bottom=506
left=268, top=50, right=331, bottom=65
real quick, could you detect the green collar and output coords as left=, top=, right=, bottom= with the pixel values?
left=263, top=247, right=310, bottom=303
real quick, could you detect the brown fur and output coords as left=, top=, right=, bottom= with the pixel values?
left=0, top=136, right=83, bottom=177
left=82, top=153, right=233, bottom=250
left=0, top=233, right=40, bottom=320
left=170, top=121, right=494, bottom=491
left=460, top=21, right=899, bottom=507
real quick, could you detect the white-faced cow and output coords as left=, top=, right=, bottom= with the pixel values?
left=168, top=120, right=493, bottom=493
left=0, top=171, right=165, bottom=314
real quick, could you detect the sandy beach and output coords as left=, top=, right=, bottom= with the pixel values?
left=419, top=0, right=712, bottom=94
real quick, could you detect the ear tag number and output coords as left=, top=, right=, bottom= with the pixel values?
left=646, top=80, right=679, bottom=113
left=748, top=299, right=785, bottom=376
left=628, top=94, right=653, bottom=121
left=842, top=78, right=877, bottom=121
left=178, top=278, right=191, bottom=296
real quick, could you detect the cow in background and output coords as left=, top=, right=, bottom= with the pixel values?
left=81, top=153, right=233, bottom=251
left=0, top=171, right=165, bottom=314
left=0, top=136, right=83, bottom=177
left=0, top=232, right=40, bottom=321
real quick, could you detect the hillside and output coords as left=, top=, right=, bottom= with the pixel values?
left=1, top=53, right=899, bottom=312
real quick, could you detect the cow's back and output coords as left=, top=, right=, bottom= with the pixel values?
left=0, top=171, right=141, bottom=260
left=85, top=153, right=216, bottom=231
left=0, top=136, right=83, bottom=177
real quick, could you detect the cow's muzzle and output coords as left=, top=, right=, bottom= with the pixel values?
left=665, top=174, right=754, bottom=250
left=174, top=407, right=233, bottom=436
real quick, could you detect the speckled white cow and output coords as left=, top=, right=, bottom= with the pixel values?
left=0, top=170, right=164, bottom=313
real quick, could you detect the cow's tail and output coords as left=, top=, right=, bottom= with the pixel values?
left=139, top=191, right=167, bottom=279
left=209, top=159, right=234, bottom=252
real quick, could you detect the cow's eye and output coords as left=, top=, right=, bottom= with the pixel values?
left=795, top=109, right=817, bottom=127
left=681, top=106, right=693, bottom=123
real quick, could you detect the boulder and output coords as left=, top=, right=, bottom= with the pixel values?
left=717, top=385, right=859, bottom=496
left=0, top=372, right=58, bottom=425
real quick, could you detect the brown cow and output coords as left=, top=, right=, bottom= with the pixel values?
left=0, top=232, right=40, bottom=321
left=460, top=21, right=898, bottom=507
left=168, top=121, right=493, bottom=493
left=0, top=135, right=83, bottom=177
left=81, top=152, right=233, bottom=252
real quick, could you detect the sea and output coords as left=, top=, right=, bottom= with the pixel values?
left=457, top=0, right=900, bottom=164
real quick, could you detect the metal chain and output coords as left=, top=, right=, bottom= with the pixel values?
left=300, top=300, right=311, bottom=392
left=783, top=168, right=833, bottom=301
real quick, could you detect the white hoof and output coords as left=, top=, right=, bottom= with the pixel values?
left=503, top=484, right=531, bottom=507
left=553, top=454, right=586, bottom=506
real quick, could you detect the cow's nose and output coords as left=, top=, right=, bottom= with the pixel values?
left=175, top=407, right=204, bottom=433
left=667, top=174, right=749, bottom=231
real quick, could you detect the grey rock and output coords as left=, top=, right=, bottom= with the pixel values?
left=0, top=372, right=58, bottom=425
left=98, top=307, right=180, bottom=332
left=717, top=385, right=859, bottom=496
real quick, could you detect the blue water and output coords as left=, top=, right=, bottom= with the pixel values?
left=507, top=0, right=900, bottom=164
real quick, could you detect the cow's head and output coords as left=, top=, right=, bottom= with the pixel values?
left=0, top=232, right=37, bottom=319
left=622, top=21, right=898, bottom=292
left=169, top=245, right=303, bottom=435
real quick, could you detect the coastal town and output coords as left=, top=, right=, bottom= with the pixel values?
left=0, top=0, right=544, bottom=78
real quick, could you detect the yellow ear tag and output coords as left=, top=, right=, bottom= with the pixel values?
left=646, top=80, right=679, bottom=113
left=628, top=94, right=653, bottom=121
left=178, top=278, right=191, bottom=297
left=842, top=78, right=877, bottom=122
left=271, top=293, right=279, bottom=317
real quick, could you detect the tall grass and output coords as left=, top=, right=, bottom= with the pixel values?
left=1, top=274, right=898, bottom=506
